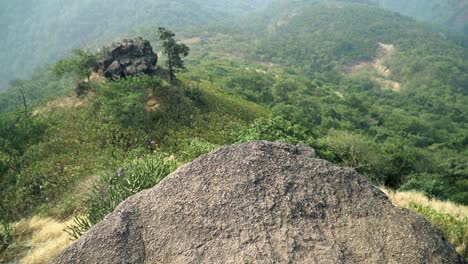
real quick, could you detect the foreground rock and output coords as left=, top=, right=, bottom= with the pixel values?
left=52, top=141, right=464, bottom=263
left=96, top=37, right=157, bottom=80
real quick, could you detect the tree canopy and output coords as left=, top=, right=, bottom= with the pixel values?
left=158, top=27, right=190, bottom=81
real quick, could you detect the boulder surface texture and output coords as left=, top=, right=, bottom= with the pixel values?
left=97, top=37, right=157, bottom=80
left=52, top=141, right=464, bottom=264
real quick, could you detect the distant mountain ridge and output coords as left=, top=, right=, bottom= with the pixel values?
left=0, top=0, right=274, bottom=90
left=341, top=0, right=468, bottom=33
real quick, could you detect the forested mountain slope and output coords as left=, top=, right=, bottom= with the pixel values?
left=201, top=1, right=468, bottom=204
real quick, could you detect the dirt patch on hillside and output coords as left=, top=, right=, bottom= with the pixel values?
left=267, top=10, right=302, bottom=33
left=145, top=92, right=160, bottom=113
left=32, top=95, right=87, bottom=116
left=347, top=42, right=401, bottom=92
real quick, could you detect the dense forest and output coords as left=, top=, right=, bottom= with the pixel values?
left=191, top=1, right=468, bottom=202
left=0, top=0, right=467, bottom=261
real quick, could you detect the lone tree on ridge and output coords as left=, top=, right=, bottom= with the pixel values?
left=157, top=27, right=190, bottom=81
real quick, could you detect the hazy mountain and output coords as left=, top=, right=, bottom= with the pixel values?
left=0, top=0, right=274, bottom=90
left=336, top=0, right=468, bottom=33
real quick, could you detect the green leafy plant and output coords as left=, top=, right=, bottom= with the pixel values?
left=0, top=223, right=14, bottom=254
left=64, top=216, right=92, bottom=241
left=66, top=153, right=178, bottom=239
left=317, top=130, right=387, bottom=184
left=52, top=49, right=97, bottom=82
left=235, top=116, right=310, bottom=145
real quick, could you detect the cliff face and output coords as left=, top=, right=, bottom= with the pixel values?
left=52, top=141, right=464, bottom=263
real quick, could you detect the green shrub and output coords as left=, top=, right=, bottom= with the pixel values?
left=317, top=130, right=387, bottom=183
left=164, top=138, right=217, bottom=162
left=0, top=223, right=14, bottom=254
left=407, top=203, right=468, bottom=259
left=66, top=153, right=178, bottom=239
left=235, top=116, right=310, bottom=144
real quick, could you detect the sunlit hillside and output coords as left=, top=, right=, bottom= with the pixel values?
left=1, top=0, right=467, bottom=261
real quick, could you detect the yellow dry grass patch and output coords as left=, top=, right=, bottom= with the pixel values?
left=32, top=95, right=87, bottom=116
left=382, top=188, right=468, bottom=219
left=16, top=217, right=73, bottom=264
left=146, top=94, right=160, bottom=112
left=45, top=96, right=86, bottom=110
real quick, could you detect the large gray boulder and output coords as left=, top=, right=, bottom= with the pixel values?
left=51, top=141, right=464, bottom=263
left=97, top=37, right=157, bottom=80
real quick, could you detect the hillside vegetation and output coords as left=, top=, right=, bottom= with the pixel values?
left=0, top=0, right=467, bottom=261
left=194, top=2, right=468, bottom=204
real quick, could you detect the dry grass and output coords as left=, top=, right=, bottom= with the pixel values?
left=382, top=188, right=468, bottom=219
left=14, top=217, right=73, bottom=264
left=32, top=95, right=87, bottom=116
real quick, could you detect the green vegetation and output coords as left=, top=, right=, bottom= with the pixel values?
left=0, top=44, right=268, bottom=227
left=194, top=1, right=467, bottom=204
left=0, top=1, right=467, bottom=260
left=367, top=0, right=468, bottom=34
left=407, top=203, right=468, bottom=259
left=0, top=223, right=14, bottom=254
left=158, top=27, right=190, bottom=80
left=53, top=49, right=98, bottom=96
left=66, top=153, right=178, bottom=239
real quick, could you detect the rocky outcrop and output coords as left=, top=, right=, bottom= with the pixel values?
left=96, top=37, right=157, bottom=80
left=51, top=141, right=464, bottom=264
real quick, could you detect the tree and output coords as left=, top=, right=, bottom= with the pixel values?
left=52, top=49, right=97, bottom=96
left=157, top=27, right=190, bottom=81
left=53, top=49, right=97, bottom=82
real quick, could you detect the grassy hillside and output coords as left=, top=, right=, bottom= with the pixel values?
left=0, top=73, right=268, bottom=223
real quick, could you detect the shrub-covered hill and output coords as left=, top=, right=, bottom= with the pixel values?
left=183, top=1, right=468, bottom=204
left=240, top=1, right=468, bottom=84
left=0, top=73, right=268, bottom=224
left=274, top=0, right=468, bottom=34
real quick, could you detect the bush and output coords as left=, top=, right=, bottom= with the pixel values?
left=235, top=116, right=310, bottom=144
left=95, top=75, right=160, bottom=129
left=66, top=153, right=178, bottom=239
left=165, top=138, right=217, bottom=162
left=0, top=223, right=14, bottom=254
left=317, top=130, right=387, bottom=184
